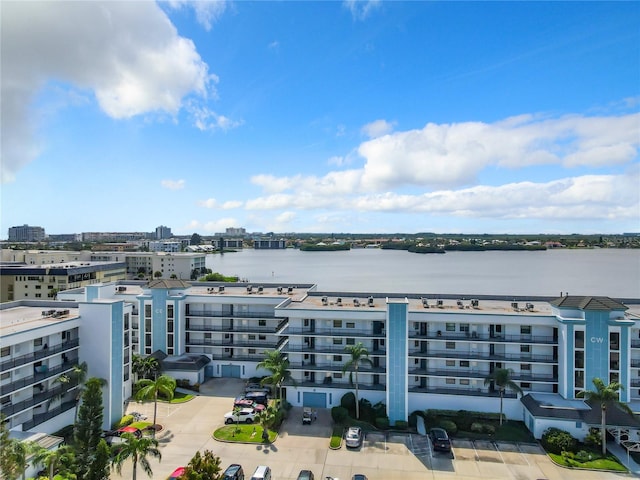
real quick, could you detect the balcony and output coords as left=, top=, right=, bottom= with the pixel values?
left=186, top=310, right=277, bottom=319
left=283, top=345, right=386, bottom=356
left=1, top=359, right=79, bottom=396
left=410, top=331, right=556, bottom=345
left=22, top=400, right=76, bottom=431
left=408, top=349, right=556, bottom=363
left=284, top=327, right=385, bottom=338
left=408, top=385, right=518, bottom=398
left=408, top=368, right=556, bottom=382
left=631, top=359, right=640, bottom=368
left=288, top=361, right=386, bottom=374
left=632, top=340, right=640, bottom=348
left=186, top=318, right=287, bottom=334
left=0, top=339, right=80, bottom=371
left=282, top=379, right=386, bottom=392
left=1, top=378, right=79, bottom=417
left=185, top=336, right=287, bottom=350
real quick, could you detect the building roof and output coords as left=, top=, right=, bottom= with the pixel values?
left=549, top=296, right=628, bottom=311
left=161, top=353, right=211, bottom=371
left=147, top=279, right=192, bottom=289
left=522, top=393, right=640, bottom=428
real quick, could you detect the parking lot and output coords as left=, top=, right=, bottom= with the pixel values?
left=110, top=378, right=630, bottom=480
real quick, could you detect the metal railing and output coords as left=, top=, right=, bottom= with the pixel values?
left=283, top=345, right=387, bottom=356
left=409, top=331, right=556, bottom=344
left=185, top=318, right=287, bottom=334
left=408, top=368, right=556, bottom=382
left=22, top=400, right=76, bottom=430
left=1, top=378, right=78, bottom=417
left=408, top=386, right=518, bottom=398
left=0, top=339, right=80, bottom=371
left=284, top=327, right=385, bottom=338
left=288, top=361, right=385, bottom=373
left=185, top=310, right=277, bottom=319
left=408, top=349, right=556, bottom=363
left=282, top=380, right=386, bottom=391
left=1, top=359, right=79, bottom=396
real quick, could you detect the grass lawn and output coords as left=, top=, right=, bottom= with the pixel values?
left=213, top=424, right=277, bottom=443
left=129, top=421, right=152, bottom=430
left=549, top=452, right=627, bottom=471
left=330, top=426, right=343, bottom=449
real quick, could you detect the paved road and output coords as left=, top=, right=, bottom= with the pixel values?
left=111, top=378, right=631, bottom=480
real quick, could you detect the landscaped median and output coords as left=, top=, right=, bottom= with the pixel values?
left=213, top=424, right=277, bottom=443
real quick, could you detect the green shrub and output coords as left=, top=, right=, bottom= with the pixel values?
left=438, top=419, right=457, bottom=434
left=116, top=415, right=134, bottom=428
left=341, top=392, right=356, bottom=416
left=331, top=406, right=349, bottom=424
left=584, top=427, right=602, bottom=448
left=395, top=420, right=408, bottom=430
left=359, top=399, right=374, bottom=423
left=575, top=450, right=593, bottom=463
left=541, top=428, right=577, bottom=455
left=482, top=424, right=496, bottom=434
left=455, top=410, right=473, bottom=431
left=470, top=422, right=484, bottom=433
left=408, top=411, right=420, bottom=428
left=373, top=401, right=386, bottom=419
left=375, top=417, right=390, bottom=429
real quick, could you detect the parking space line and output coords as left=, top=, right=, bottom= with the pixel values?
left=516, top=443, right=531, bottom=466
left=493, top=441, right=507, bottom=464
left=472, top=440, right=480, bottom=461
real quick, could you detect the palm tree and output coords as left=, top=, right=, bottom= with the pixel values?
left=28, top=443, right=75, bottom=480
left=256, top=350, right=293, bottom=400
left=0, top=435, right=29, bottom=480
left=342, top=342, right=373, bottom=419
left=484, top=368, right=522, bottom=425
left=57, top=361, right=88, bottom=422
left=578, top=378, right=631, bottom=456
left=134, top=374, right=176, bottom=433
left=111, top=432, right=161, bottom=480
left=132, top=355, right=159, bottom=382
left=255, top=405, right=278, bottom=443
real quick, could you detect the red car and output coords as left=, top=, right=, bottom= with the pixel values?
left=168, top=467, right=185, bottom=479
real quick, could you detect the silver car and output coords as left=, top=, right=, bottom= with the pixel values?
left=345, top=426, right=363, bottom=448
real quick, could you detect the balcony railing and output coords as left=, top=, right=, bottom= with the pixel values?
left=282, top=380, right=386, bottom=391
left=284, top=327, right=385, bottom=338
left=1, top=359, right=79, bottom=396
left=186, top=310, right=277, bottom=319
left=288, top=361, right=386, bottom=374
left=632, top=340, right=640, bottom=348
left=1, top=378, right=78, bottom=417
left=409, top=331, right=556, bottom=344
left=283, top=345, right=386, bottom=356
left=408, top=385, right=518, bottom=398
left=186, top=319, right=287, bottom=334
left=408, top=368, right=557, bottom=382
left=408, top=349, right=556, bottom=363
left=185, top=338, right=284, bottom=349
left=22, top=400, right=76, bottom=431
left=631, top=359, right=640, bottom=368
left=0, top=339, right=80, bottom=371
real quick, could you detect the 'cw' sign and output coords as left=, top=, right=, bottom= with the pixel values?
left=590, top=337, right=604, bottom=343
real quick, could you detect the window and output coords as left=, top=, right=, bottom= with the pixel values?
left=34, top=338, right=43, bottom=347
left=414, top=341, right=419, bottom=347
left=333, top=355, right=342, bottom=362
left=520, top=345, right=530, bottom=353
left=521, top=382, right=531, bottom=389
left=459, top=324, right=469, bottom=333
left=459, top=379, right=470, bottom=385
left=333, top=320, right=342, bottom=328
left=575, top=330, right=585, bottom=349
left=459, top=361, right=469, bottom=368
left=346, top=322, right=355, bottom=328
left=249, top=334, right=256, bottom=340
left=575, top=351, right=584, bottom=369
left=167, top=305, right=174, bottom=319
left=446, top=378, right=456, bottom=384
left=259, top=335, right=266, bottom=340
left=610, top=332, right=620, bottom=351
left=346, top=338, right=355, bottom=345
left=259, top=319, right=266, bottom=326
left=446, top=360, right=455, bottom=367
left=1, top=372, right=9, bottom=380
left=249, top=349, right=256, bottom=354
left=446, top=342, right=455, bottom=349
left=333, top=338, right=343, bottom=345
left=303, top=319, right=310, bottom=327
left=521, top=325, right=531, bottom=335
left=145, top=304, right=151, bottom=317
left=0, top=347, right=9, bottom=357
left=521, top=363, right=531, bottom=371
left=446, top=323, right=455, bottom=332
left=333, top=373, right=343, bottom=379
left=124, top=314, right=130, bottom=330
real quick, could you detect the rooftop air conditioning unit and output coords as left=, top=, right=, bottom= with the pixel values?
left=219, top=286, right=225, bottom=293
left=368, top=297, right=374, bottom=307
left=421, top=297, right=429, bottom=308
left=336, top=297, right=342, bottom=306
left=511, top=302, right=519, bottom=310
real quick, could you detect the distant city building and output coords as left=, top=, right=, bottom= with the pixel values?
left=155, top=225, right=173, bottom=240
left=211, top=237, right=244, bottom=250
left=147, top=241, right=181, bottom=253
left=81, top=232, right=150, bottom=242
left=8, top=224, right=46, bottom=242
left=225, top=227, right=246, bottom=236
left=0, top=261, right=127, bottom=302
left=1, top=249, right=91, bottom=264
left=91, top=243, right=138, bottom=252
left=253, top=237, right=286, bottom=249
left=46, top=233, right=82, bottom=243
left=89, top=251, right=206, bottom=279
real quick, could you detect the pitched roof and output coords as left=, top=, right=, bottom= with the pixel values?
left=522, top=393, right=640, bottom=428
left=147, top=279, right=191, bottom=289
left=549, top=296, right=628, bottom=311
left=161, top=353, right=211, bottom=371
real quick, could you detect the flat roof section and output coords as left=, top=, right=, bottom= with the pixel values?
left=0, top=306, right=79, bottom=336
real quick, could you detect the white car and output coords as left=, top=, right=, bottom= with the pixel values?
left=224, top=408, right=256, bottom=424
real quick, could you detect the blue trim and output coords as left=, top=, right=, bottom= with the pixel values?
left=387, top=301, right=408, bottom=424
left=110, top=302, right=124, bottom=426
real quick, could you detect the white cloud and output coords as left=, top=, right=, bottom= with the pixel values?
left=199, top=198, right=244, bottom=209
left=190, top=103, right=243, bottom=132
left=268, top=40, right=280, bottom=50
left=343, top=0, right=381, bottom=21
left=361, top=119, right=395, bottom=138
left=166, top=0, right=227, bottom=31
left=161, top=179, right=186, bottom=190
left=1, top=1, right=222, bottom=182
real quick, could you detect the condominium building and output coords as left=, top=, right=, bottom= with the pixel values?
left=13, top=280, right=639, bottom=444
left=0, top=262, right=127, bottom=303
left=89, top=252, right=206, bottom=279
left=155, top=225, right=173, bottom=240
left=7, top=225, right=46, bottom=242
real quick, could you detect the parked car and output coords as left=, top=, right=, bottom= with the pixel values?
left=296, top=469, right=314, bottom=480
left=345, top=426, right=363, bottom=448
left=224, top=408, right=256, bottom=424
left=168, top=467, right=186, bottom=480
left=352, top=475, right=368, bottom=480
left=429, top=427, right=452, bottom=452
left=245, top=383, right=271, bottom=394
left=244, top=391, right=269, bottom=405
left=234, top=397, right=256, bottom=408
left=249, top=465, right=271, bottom=480
left=222, top=463, right=245, bottom=480
left=302, top=407, right=312, bottom=425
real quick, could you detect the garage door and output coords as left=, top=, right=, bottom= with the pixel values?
left=303, top=392, right=326, bottom=408
left=221, top=365, right=241, bottom=378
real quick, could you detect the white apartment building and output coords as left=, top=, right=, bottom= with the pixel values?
left=89, top=252, right=206, bottom=279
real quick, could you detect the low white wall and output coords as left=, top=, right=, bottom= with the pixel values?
left=408, top=393, right=523, bottom=421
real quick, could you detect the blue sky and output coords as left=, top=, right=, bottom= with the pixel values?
left=1, top=1, right=639, bottom=236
